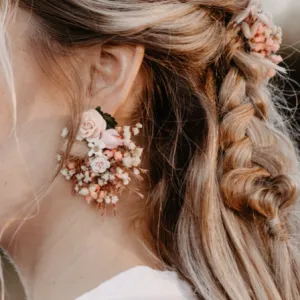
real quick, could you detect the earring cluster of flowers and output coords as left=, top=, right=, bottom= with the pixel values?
left=234, top=0, right=283, bottom=78
left=58, top=107, right=145, bottom=211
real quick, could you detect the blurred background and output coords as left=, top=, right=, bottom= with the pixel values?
left=1, top=1, right=300, bottom=299
left=265, top=0, right=300, bottom=136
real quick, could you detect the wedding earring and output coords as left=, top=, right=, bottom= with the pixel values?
left=58, top=106, right=145, bottom=211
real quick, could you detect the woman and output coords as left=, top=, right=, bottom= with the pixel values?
left=0, top=0, right=300, bottom=299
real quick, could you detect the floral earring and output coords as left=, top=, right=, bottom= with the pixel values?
left=58, top=107, right=145, bottom=212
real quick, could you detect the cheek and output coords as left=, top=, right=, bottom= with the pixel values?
left=0, top=10, right=69, bottom=224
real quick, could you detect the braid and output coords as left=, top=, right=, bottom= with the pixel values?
left=218, top=32, right=300, bottom=298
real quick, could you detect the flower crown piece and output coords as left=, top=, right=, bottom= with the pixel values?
left=234, top=0, right=283, bottom=78
left=59, top=107, right=145, bottom=212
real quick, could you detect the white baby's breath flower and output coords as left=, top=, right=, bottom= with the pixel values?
left=61, top=168, right=69, bottom=177
left=128, top=141, right=136, bottom=150
left=79, top=188, right=89, bottom=196
left=84, top=173, right=92, bottom=183
left=132, top=147, right=143, bottom=158
left=61, top=128, right=69, bottom=138
left=116, top=167, right=124, bottom=174
left=122, top=156, right=133, bottom=168
left=123, top=126, right=130, bottom=133
left=101, top=172, right=110, bottom=182
left=66, top=176, right=71, bottom=181
left=133, top=168, right=140, bottom=175
left=123, top=179, right=129, bottom=185
left=132, top=157, right=141, bottom=167
left=74, top=185, right=79, bottom=192
left=90, top=192, right=98, bottom=200
left=105, top=195, right=111, bottom=204
left=57, top=154, right=62, bottom=162
left=124, top=132, right=131, bottom=142
left=88, top=139, right=106, bottom=157
left=89, top=184, right=97, bottom=192
left=81, top=165, right=88, bottom=172
left=122, top=172, right=129, bottom=180
left=135, top=123, right=142, bottom=129
left=78, top=180, right=83, bottom=186
left=109, top=174, right=116, bottom=181
left=69, top=170, right=76, bottom=177
left=98, top=179, right=105, bottom=186
left=76, top=173, right=85, bottom=181
left=112, top=196, right=119, bottom=204
left=132, top=128, right=140, bottom=136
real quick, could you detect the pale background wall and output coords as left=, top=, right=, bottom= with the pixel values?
left=1, top=1, right=300, bottom=300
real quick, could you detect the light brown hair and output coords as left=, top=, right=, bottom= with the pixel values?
left=3, top=0, right=300, bottom=299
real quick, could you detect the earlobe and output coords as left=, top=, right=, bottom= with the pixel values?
left=90, top=45, right=145, bottom=116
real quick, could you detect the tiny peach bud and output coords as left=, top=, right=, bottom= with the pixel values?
left=85, top=196, right=93, bottom=204
left=114, top=151, right=123, bottom=161
left=68, top=162, right=76, bottom=170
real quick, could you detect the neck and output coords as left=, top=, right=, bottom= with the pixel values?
left=3, top=177, right=151, bottom=300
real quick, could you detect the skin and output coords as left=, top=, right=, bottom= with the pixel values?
left=0, top=8, right=151, bottom=300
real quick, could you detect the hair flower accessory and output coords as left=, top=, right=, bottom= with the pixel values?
left=59, top=106, right=145, bottom=213
left=234, top=0, right=284, bottom=78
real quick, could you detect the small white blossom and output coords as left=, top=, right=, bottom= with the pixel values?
left=66, top=176, right=71, bottom=181
left=122, top=172, right=129, bottom=180
left=133, top=168, right=140, bottom=175
left=101, top=172, right=110, bottom=182
left=90, top=192, right=98, bottom=200
left=112, top=196, right=119, bottom=204
left=132, top=157, right=141, bottom=167
left=109, top=174, right=116, bottom=181
left=89, top=184, right=97, bottom=192
left=132, top=128, right=140, bottom=136
left=69, top=170, right=76, bottom=177
left=88, top=139, right=106, bottom=157
left=116, top=167, right=124, bottom=174
left=78, top=180, right=83, bottom=186
left=135, top=123, right=142, bottom=129
left=84, top=174, right=92, bottom=183
left=79, top=188, right=89, bottom=196
left=105, top=195, right=111, bottom=204
left=128, top=141, right=136, bottom=150
left=97, top=197, right=104, bottom=203
left=132, top=147, right=143, bottom=158
left=98, top=179, right=105, bottom=186
left=61, top=128, right=69, bottom=138
left=124, top=131, right=131, bottom=142
left=76, top=173, right=85, bottom=181
left=81, top=165, right=88, bottom=172
left=123, top=126, right=130, bottom=133
left=123, top=179, right=129, bottom=185
left=122, top=156, right=133, bottom=168
left=74, top=185, right=79, bottom=192
left=57, top=154, right=62, bottom=162
left=61, top=168, right=69, bottom=177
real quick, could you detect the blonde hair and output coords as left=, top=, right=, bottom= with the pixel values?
left=2, top=0, right=300, bottom=299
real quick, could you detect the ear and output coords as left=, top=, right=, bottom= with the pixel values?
left=89, top=44, right=145, bottom=116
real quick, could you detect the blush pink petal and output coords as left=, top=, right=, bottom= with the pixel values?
left=101, top=129, right=124, bottom=150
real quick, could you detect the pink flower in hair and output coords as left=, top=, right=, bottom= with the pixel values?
left=101, top=129, right=124, bottom=150
left=76, top=109, right=107, bottom=141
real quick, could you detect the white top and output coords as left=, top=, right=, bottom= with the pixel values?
left=76, top=266, right=197, bottom=300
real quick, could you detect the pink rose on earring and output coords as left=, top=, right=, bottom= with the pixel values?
left=76, top=109, right=107, bottom=141
left=90, top=155, right=110, bottom=174
left=101, top=129, right=124, bottom=149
